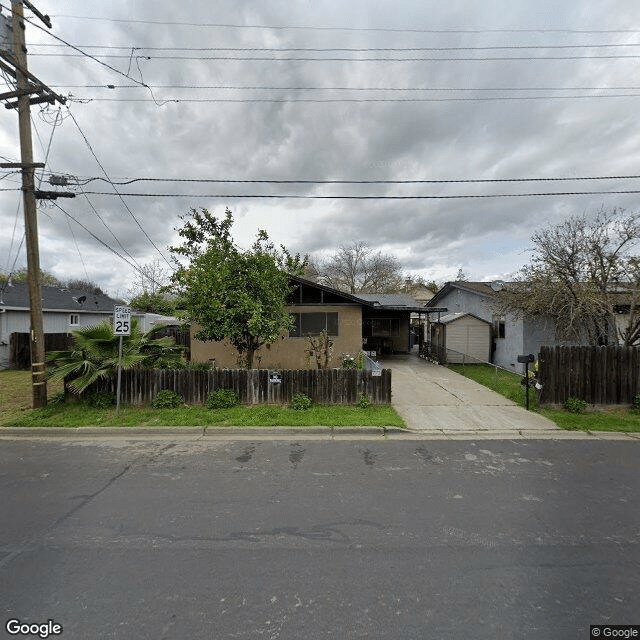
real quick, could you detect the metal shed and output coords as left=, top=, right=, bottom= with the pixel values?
left=430, top=312, right=491, bottom=364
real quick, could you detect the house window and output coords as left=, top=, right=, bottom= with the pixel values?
left=493, top=315, right=505, bottom=339
left=363, top=318, right=400, bottom=338
left=69, top=314, right=79, bottom=326
left=290, top=312, right=339, bottom=337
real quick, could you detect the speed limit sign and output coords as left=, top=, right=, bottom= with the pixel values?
left=114, top=305, right=132, bottom=336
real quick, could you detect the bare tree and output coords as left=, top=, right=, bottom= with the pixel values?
left=311, top=242, right=405, bottom=293
left=497, top=207, right=640, bottom=346
left=129, top=258, right=170, bottom=297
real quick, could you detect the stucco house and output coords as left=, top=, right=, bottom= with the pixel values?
left=426, top=281, right=556, bottom=373
left=190, top=276, right=445, bottom=369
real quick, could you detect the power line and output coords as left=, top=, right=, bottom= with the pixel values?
left=77, top=174, right=640, bottom=186
left=69, top=94, right=640, bottom=104
left=0, top=3, right=149, bottom=89
left=47, top=83, right=640, bottom=92
left=66, top=107, right=173, bottom=268
left=51, top=202, right=148, bottom=276
left=31, top=53, right=640, bottom=61
left=47, top=16, right=640, bottom=34
left=78, top=189, right=640, bottom=199
left=28, top=43, right=640, bottom=52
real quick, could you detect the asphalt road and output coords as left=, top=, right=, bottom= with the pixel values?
left=1, top=435, right=639, bottom=640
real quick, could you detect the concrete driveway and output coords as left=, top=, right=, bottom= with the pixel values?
left=380, top=354, right=558, bottom=433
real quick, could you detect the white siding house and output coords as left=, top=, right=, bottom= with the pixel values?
left=0, top=282, right=124, bottom=369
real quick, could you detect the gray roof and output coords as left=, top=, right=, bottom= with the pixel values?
left=0, top=282, right=123, bottom=313
left=354, top=293, right=421, bottom=307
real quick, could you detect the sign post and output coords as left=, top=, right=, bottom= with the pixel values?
left=113, top=306, right=131, bottom=415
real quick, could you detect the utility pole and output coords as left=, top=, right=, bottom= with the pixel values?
left=0, top=1, right=66, bottom=407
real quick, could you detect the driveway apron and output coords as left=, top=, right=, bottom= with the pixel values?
left=380, top=354, right=558, bottom=432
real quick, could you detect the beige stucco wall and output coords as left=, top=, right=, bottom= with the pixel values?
left=190, top=305, right=363, bottom=369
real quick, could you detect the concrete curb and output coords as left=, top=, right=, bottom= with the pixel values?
left=0, top=426, right=638, bottom=441
left=0, top=425, right=406, bottom=437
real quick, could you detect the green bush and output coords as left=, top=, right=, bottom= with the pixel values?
left=631, top=394, right=640, bottom=413
left=151, top=389, right=184, bottom=409
left=290, top=393, right=312, bottom=410
left=206, top=388, right=241, bottom=409
left=186, top=361, right=213, bottom=371
left=85, top=390, right=116, bottom=409
left=357, top=393, right=371, bottom=409
left=47, top=391, right=67, bottom=408
left=563, top=397, right=588, bottom=414
left=341, top=355, right=357, bottom=370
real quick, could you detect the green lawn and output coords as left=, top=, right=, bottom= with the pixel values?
left=4, top=402, right=404, bottom=429
left=0, top=371, right=405, bottom=428
left=448, top=363, right=640, bottom=433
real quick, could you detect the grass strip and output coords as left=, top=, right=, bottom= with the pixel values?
left=3, top=400, right=406, bottom=428
left=448, top=363, right=640, bottom=432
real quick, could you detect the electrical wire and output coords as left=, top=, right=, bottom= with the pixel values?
left=46, top=83, right=640, bottom=91
left=76, top=174, right=640, bottom=185
left=30, top=53, right=640, bottom=61
left=51, top=201, right=149, bottom=276
left=78, top=189, right=640, bottom=199
left=46, top=15, right=640, bottom=34
left=66, top=107, right=173, bottom=268
left=68, top=93, right=640, bottom=104
left=28, top=43, right=640, bottom=52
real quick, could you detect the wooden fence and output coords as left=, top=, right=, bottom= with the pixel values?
left=539, top=346, right=640, bottom=405
left=84, top=368, right=392, bottom=405
left=10, top=332, right=73, bottom=370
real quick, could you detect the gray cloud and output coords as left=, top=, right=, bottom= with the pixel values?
left=2, top=0, right=640, bottom=292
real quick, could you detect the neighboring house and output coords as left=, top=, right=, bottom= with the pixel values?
left=190, top=276, right=445, bottom=368
left=403, top=282, right=435, bottom=307
left=430, top=312, right=492, bottom=364
left=0, top=282, right=181, bottom=369
left=426, top=281, right=557, bottom=373
left=0, top=282, right=125, bottom=369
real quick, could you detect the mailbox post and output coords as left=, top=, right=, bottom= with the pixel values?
left=517, top=353, right=535, bottom=411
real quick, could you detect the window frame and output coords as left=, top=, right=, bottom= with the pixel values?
left=290, top=312, right=339, bottom=337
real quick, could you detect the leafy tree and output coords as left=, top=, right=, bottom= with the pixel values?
left=169, top=208, right=307, bottom=368
left=129, top=290, right=177, bottom=315
left=0, top=267, right=61, bottom=286
left=308, top=241, right=404, bottom=293
left=47, top=318, right=185, bottom=394
left=65, top=279, right=104, bottom=295
left=497, top=207, right=640, bottom=346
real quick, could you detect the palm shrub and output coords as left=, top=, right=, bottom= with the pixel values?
left=47, top=319, right=185, bottom=395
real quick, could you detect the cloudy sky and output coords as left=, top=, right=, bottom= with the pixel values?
left=2, top=0, right=640, bottom=296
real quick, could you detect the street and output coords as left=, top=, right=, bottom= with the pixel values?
left=1, top=435, right=639, bottom=639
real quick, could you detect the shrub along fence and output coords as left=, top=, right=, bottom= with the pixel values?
left=83, top=368, right=392, bottom=406
left=538, top=345, right=640, bottom=405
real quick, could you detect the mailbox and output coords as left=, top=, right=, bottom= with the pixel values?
left=517, top=354, right=535, bottom=364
